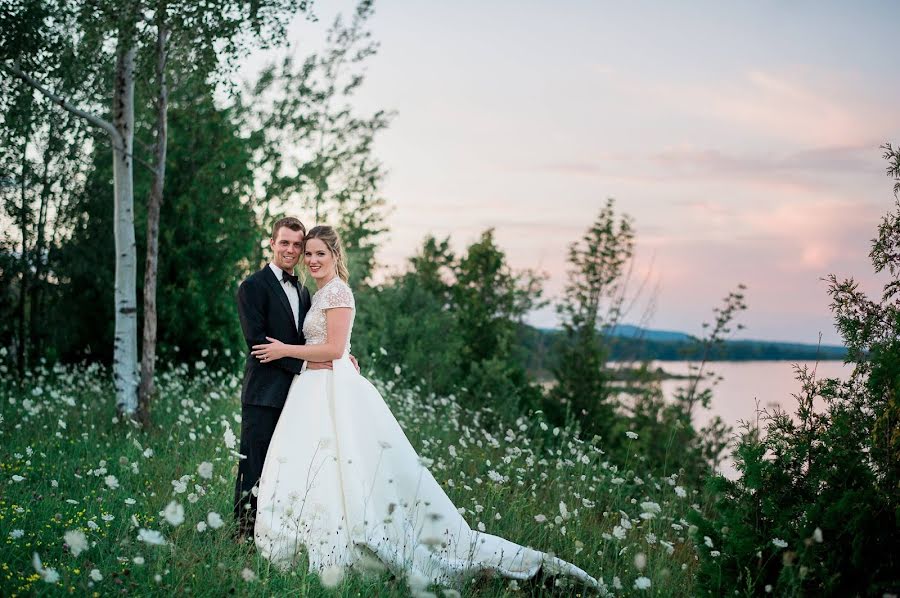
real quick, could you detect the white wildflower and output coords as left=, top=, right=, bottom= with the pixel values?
left=640, top=501, right=661, bottom=514
left=772, top=538, right=788, bottom=548
left=89, top=569, right=103, bottom=582
left=9, top=529, right=24, bottom=539
left=133, top=556, right=145, bottom=565
left=634, top=552, right=647, bottom=570
left=137, top=528, right=167, bottom=546
left=320, top=565, right=345, bottom=588
left=704, top=535, right=714, bottom=548
left=559, top=501, right=570, bottom=520
left=813, top=527, right=823, bottom=543
left=162, top=501, right=184, bottom=526
left=11, top=474, right=25, bottom=482
left=32, top=552, right=60, bottom=583
left=625, top=431, right=639, bottom=439
left=207, top=512, right=224, bottom=529
left=224, top=427, right=236, bottom=450
left=64, top=530, right=89, bottom=557
left=633, top=576, right=651, bottom=590
left=534, top=514, right=547, bottom=523
left=197, top=461, right=213, bottom=479
left=241, top=568, right=257, bottom=582
left=674, top=485, right=687, bottom=498
left=104, top=475, right=119, bottom=490
left=196, top=521, right=207, bottom=532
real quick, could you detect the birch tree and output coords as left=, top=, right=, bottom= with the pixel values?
left=2, top=1, right=143, bottom=414
left=2, top=0, right=311, bottom=422
left=134, top=0, right=313, bottom=426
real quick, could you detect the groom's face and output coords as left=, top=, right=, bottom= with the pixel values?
left=270, top=227, right=304, bottom=272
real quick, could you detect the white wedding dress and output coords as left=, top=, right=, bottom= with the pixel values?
left=255, top=277, right=599, bottom=590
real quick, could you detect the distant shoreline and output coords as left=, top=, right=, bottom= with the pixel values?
left=534, top=358, right=848, bottom=384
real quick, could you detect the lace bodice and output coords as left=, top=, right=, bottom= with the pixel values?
left=302, top=277, right=355, bottom=355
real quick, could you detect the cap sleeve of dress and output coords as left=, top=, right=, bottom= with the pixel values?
left=321, top=279, right=355, bottom=310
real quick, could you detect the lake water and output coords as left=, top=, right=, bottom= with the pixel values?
left=649, top=360, right=852, bottom=479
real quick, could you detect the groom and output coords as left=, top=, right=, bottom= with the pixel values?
left=232, top=216, right=327, bottom=541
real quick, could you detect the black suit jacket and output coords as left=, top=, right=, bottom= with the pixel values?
left=237, top=265, right=312, bottom=408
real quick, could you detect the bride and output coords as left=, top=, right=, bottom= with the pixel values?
left=250, top=225, right=600, bottom=590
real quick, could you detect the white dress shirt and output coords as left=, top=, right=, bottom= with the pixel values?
left=268, top=262, right=300, bottom=330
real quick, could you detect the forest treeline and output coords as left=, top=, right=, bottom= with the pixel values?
left=1, top=1, right=898, bottom=594
left=519, top=327, right=848, bottom=376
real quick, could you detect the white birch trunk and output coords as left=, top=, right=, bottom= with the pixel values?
left=3, top=42, right=140, bottom=415
left=112, top=44, right=139, bottom=414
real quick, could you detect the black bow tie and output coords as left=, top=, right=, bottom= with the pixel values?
left=281, top=271, right=299, bottom=287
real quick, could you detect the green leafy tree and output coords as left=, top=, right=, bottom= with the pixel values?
left=0, top=75, right=90, bottom=372
left=52, top=80, right=260, bottom=370
left=1, top=0, right=313, bottom=419
left=689, top=147, right=900, bottom=597
left=548, top=198, right=635, bottom=439
left=621, top=287, right=744, bottom=482
left=451, top=230, right=546, bottom=418
left=353, top=236, right=462, bottom=394
left=244, top=0, right=391, bottom=284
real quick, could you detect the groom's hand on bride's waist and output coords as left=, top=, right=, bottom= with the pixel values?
left=306, top=361, right=333, bottom=370
left=306, top=356, right=359, bottom=373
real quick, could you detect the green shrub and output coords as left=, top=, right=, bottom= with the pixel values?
left=689, top=169, right=900, bottom=597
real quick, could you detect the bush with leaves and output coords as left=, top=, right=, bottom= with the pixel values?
left=619, top=286, right=744, bottom=483
left=689, top=148, right=900, bottom=597
left=353, top=232, right=545, bottom=423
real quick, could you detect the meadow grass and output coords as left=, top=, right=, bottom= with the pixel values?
left=0, top=356, right=706, bottom=596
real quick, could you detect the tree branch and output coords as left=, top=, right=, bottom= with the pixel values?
left=1, top=61, right=119, bottom=141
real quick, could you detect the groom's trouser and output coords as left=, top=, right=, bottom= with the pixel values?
left=233, top=403, right=282, bottom=534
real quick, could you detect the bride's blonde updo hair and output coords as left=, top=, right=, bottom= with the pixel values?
left=304, top=225, right=349, bottom=282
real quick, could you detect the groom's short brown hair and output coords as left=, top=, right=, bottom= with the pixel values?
left=271, top=216, right=306, bottom=240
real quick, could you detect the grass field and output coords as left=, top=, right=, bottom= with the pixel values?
left=0, top=355, right=706, bottom=596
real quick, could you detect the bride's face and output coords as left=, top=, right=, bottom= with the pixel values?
left=304, top=238, right=336, bottom=282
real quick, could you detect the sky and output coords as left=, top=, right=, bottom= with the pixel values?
left=239, top=0, right=900, bottom=345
